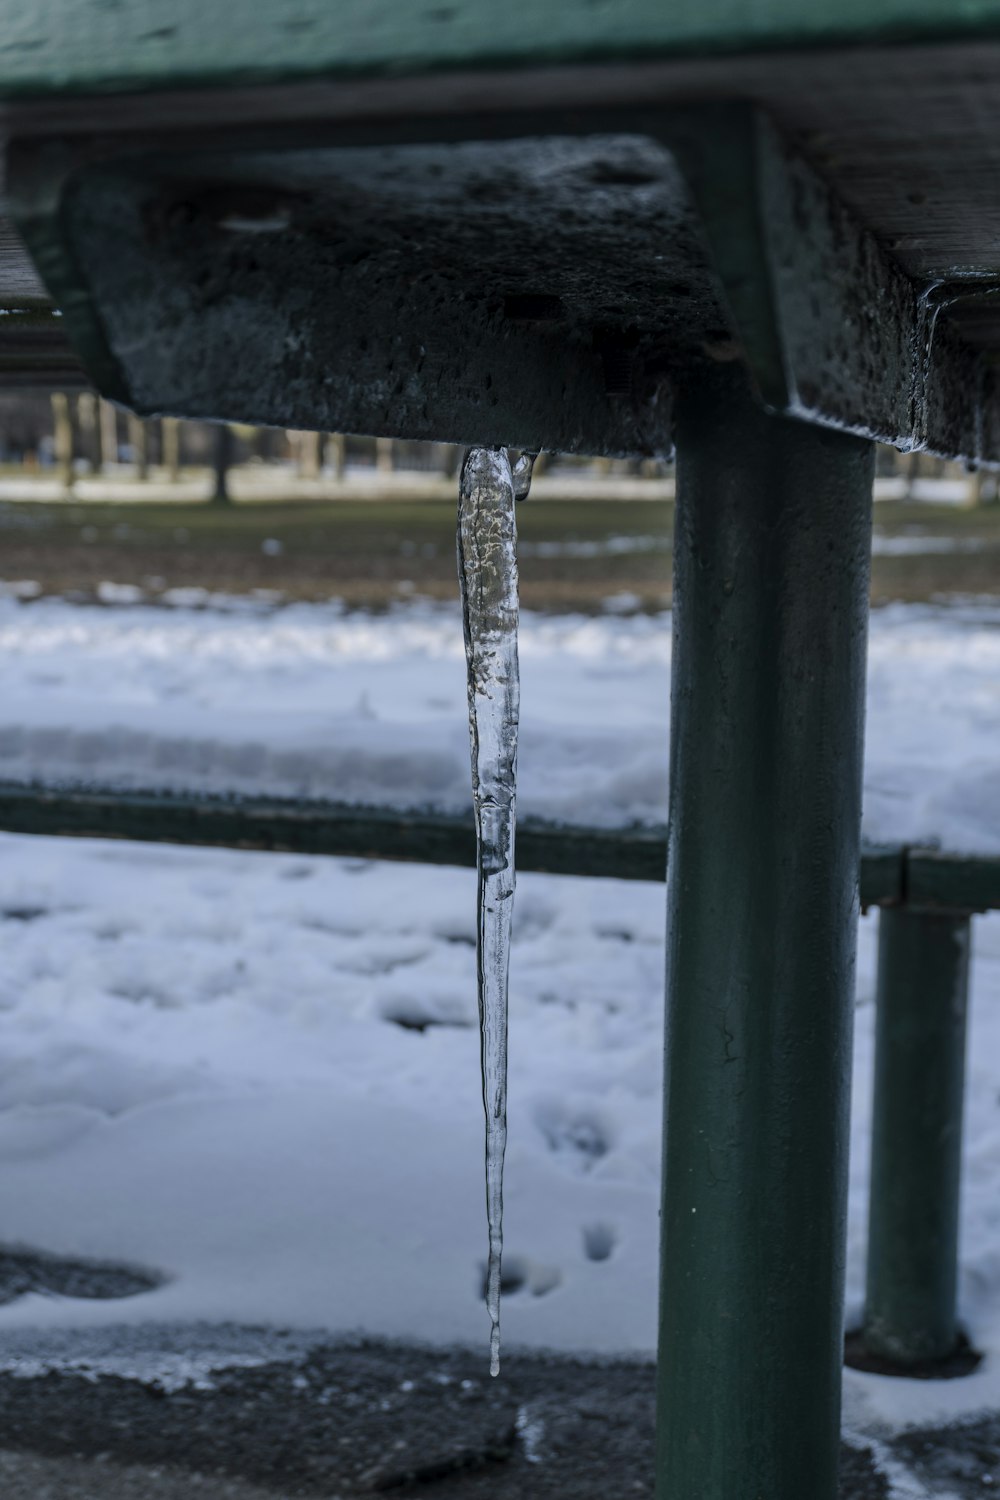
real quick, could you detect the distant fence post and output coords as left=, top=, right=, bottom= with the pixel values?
left=863, top=905, right=972, bottom=1366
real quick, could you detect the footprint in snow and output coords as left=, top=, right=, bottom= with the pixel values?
left=582, top=1222, right=617, bottom=1263
left=478, top=1254, right=562, bottom=1301
left=378, top=995, right=473, bottom=1033
left=0, top=1245, right=166, bottom=1306
left=534, top=1099, right=614, bottom=1172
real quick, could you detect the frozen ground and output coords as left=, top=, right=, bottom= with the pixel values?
left=0, top=1335, right=890, bottom=1498
left=0, top=593, right=996, bottom=1472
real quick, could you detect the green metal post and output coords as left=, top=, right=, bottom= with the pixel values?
left=863, top=905, right=971, bottom=1365
left=657, top=368, right=874, bottom=1500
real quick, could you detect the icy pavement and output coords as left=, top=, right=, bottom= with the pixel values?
left=0, top=1327, right=890, bottom=1498
left=0, top=1448, right=283, bottom=1500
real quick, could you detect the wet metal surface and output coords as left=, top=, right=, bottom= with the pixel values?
left=13, top=102, right=1000, bottom=461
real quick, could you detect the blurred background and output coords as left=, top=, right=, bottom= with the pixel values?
left=0, top=391, right=996, bottom=612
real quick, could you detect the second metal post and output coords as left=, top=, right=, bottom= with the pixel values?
left=863, top=905, right=971, bottom=1366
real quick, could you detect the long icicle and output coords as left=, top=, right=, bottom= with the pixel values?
left=457, top=447, right=520, bottom=1377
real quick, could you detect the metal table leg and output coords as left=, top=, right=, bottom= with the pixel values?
left=863, top=905, right=971, bottom=1367
left=657, top=368, right=874, bottom=1500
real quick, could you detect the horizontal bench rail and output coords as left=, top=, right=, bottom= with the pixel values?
left=0, top=782, right=672, bottom=882
left=0, top=779, right=986, bottom=912
left=5, top=781, right=1000, bottom=918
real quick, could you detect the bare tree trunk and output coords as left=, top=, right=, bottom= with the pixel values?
left=76, top=392, right=100, bottom=474
left=440, top=444, right=461, bottom=479
left=99, top=398, right=119, bottom=472
left=299, top=430, right=321, bottom=480
left=325, top=433, right=346, bottom=480
left=256, top=427, right=280, bottom=462
left=50, top=392, right=75, bottom=493
left=968, top=466, right=1000, bottom=506
left=212, top=425, right=234, bottom=504
left=287, top=429, right=319, bottom=478
left=128, top=414, right=148, bottom=481
left=162, top=418, right=181, bottom=483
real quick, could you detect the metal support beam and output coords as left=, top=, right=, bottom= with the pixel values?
left=863, top=905, right=971, bottom=1366
left=12, top=102, right=1000, bottom=462
left=657, top=369, right=873, bottom=1500
left=0, top=781, right=906, bottom=900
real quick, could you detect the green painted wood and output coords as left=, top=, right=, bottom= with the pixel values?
left=2, top=0, right=1000, bottom=103
left=657, top=366, right=873, bottom=1500
left=864, top=907, right=971, bottom=1366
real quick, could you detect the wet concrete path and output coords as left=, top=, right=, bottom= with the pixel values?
left=0, top=1331, right=895, bottom=1498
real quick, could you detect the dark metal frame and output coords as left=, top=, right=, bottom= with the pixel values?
left=9, top=104, right=1000, bottom=460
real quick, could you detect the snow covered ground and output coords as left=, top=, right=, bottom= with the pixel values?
left=0, top=591, right=997, bottom=849
left=0, top=592, right=996, bottom=1439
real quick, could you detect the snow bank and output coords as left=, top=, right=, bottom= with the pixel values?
left=0, top=832, right=998, bottom=1432
left=0, top=839, right=663, bottom=1357
left=0, top=594, right=995, bottom=850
